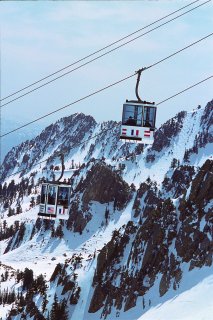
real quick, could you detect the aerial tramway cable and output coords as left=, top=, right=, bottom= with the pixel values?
left=156, top=75, right=213, bottom=106
left=1, top=30, right=212, bottom=138
left=0, top=0, right=210, bottom=107
left=0, top=0, right=204, bottom=102
left=3, top=74, right=213, bottom=179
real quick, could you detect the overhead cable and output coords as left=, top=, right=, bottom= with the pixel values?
left=1, top=31, right=213, bottom=138
left=1, top=71, right=212, bottom=184
left=0, top=0, right=202, bottom=102
left=146, top=32, right=213, bottom=70
left=0, top=74, right=135, bottom=137
left=156, top=75, right=213, bottom=106
left=1, top=0, right=210, bottom=107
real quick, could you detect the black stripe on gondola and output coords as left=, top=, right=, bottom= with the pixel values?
left=120, top=136, right=142, bottom=141
left=38, top=213, right=57, bottom=218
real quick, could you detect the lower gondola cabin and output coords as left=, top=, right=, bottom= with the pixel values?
left=120, top=101, right=157, bottom=144
left=38, top=182, right=71, bottom=220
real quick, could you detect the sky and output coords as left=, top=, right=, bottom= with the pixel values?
left=1, top=0, right=213, bottom=138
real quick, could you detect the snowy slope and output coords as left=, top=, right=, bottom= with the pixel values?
left=138, top=274, right=213, bottom=320
left=0, top=101, right=212, bottom=320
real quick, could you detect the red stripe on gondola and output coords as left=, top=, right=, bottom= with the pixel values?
left=144, top=130, right=150, bottom=137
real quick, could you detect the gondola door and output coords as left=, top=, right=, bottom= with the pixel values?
left=56, top=186, right=71, bottom=220
left=45, top=184, right=58, bottom=218
left=39, top=183, right=48, bottom=217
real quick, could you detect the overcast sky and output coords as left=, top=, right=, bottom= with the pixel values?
left=1, top=0, right=213, bottom=136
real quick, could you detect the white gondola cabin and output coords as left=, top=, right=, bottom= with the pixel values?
left=120, top=101, right=156, bottom=144
left=38, top=182, right=71, bottom=220
left=120, top=67, right=157, bottom=144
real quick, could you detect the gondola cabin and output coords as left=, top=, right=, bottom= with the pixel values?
left=120, top=101, right=157, bottom=144
left=38, top=182, right=71, bottom=220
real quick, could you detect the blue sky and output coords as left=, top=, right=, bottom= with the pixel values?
left=1, top=0, right=213, bottom=135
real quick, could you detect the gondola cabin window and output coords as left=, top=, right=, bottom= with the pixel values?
left=143, top=106, right=156, bottom=128
left=122, top=104, right=143, bottom=126
left=41, top=184, right=47, bottom=204
left=57, top=186, right=69, bottom=207
left=47, top=185, right=57, bottom=205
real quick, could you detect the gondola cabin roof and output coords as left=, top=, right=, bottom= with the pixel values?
left=125, top=99, right=155, bottom=105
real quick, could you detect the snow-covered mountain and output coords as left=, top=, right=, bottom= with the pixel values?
left=0, top=100, right=212, bottom=320
left=1, top=118, right=44, bottom=161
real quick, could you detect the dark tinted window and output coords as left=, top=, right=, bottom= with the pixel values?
left=57, top=186, right=70, bottom=208
left=143, top=106, right=156, bottom=128
left=47, top=185, right=57, bottom=205
left=41, top=185, right=47, bottom=204
left=122, top=104, right=143, bottom=126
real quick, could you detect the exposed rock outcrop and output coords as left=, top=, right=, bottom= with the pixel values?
left=75, top=162, right=132, bottom=210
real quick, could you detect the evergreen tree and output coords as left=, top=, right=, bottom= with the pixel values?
left=79, top=225, right=82, bottom=235
left=146, top=176, right=151, bottom=184
left=113, top=198, right=117, bottom=211
left=3, top=200, right=9, bottom=210
left=142, top=297, right=145, bottom=309
left=34, top=274, right=47, bottom=295
left=183, top=149, right=190, bottom=163
left=14, top=221, right=20, bottom=232
left=43, top=219, right=51, bottom=231
left=16, top=205, right=22, bottom=215
left=3, top=220, right=7, bottom=230
left=171, top=158, right=178, bottom=169
left=51, top=224, right=55, bottom=238
left=18, top=223, right=26, bottom=242
left=0, top=290, right=2, bottom=305
left=30, top=197, right=35, bottom=208
left=55, top=224, right=64, bottom=238
left=23, top=268, right=34, bottom=291
left=16, top=269, right=24, bottom=283
left=1, top=273, right=5, bottom=282
left=59, top=299, right=69, bottom=320
left=36, top=195, right=41, bottom=205
left=71, top=160, right=74, bottom=169
left=21, top=311, right=27, bottom=319
left=2, top=182, right=7, bottom=198
left=19, top=291, right=26, bottom=308
left=105, top=207, right=109, bottom=224
left=31, top=177, right=35, bottom=188
left=8, top=207, right=15, bottom=217
left=42, top=293, right=48, bottom=314
left=50, top=293, right=60, bottom=320
left=5, top=270, right=9, bottom=281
